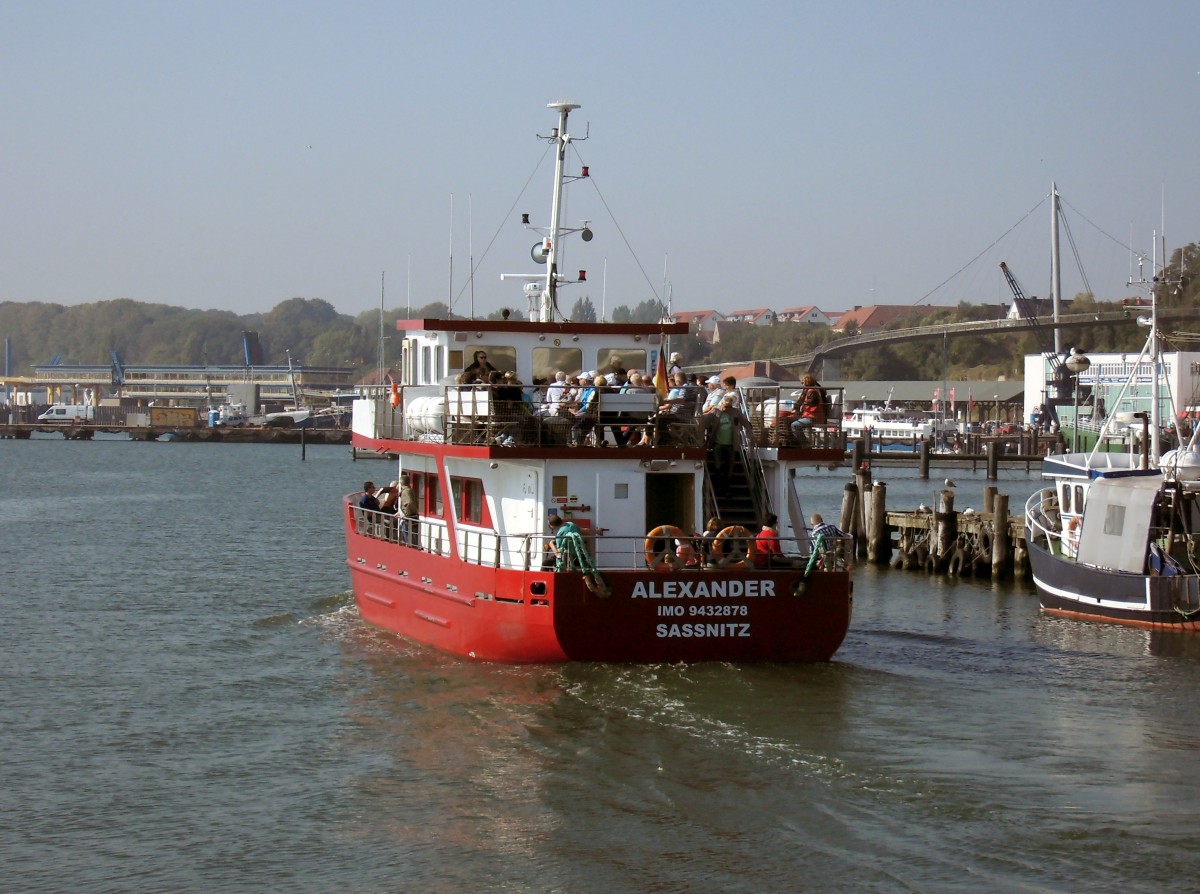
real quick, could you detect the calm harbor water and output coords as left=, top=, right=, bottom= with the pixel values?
left=3, top=438, right=1199, bottom=893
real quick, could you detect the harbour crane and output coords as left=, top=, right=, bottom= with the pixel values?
left=999, top=261, right=1077, bottom=425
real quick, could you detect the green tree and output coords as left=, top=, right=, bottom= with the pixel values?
left=569, top=297, right=598, bottom=323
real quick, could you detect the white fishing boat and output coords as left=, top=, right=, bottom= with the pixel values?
left=1024, top=232, right=1200, bottom=629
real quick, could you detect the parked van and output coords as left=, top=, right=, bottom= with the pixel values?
left=36, top=404, right=95, bottom=423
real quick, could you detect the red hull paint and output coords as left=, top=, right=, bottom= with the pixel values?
left=1041, top=606, right=1200, bottom=632
left=345, top=504, right=852, bottom=663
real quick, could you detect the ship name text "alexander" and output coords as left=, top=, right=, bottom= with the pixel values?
left=631, top=580, right=777, bottom=599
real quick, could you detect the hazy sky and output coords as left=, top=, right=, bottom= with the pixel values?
left=3, top=1, right=1198, bottom=320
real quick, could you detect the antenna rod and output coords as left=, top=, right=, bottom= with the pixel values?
left=1050, top=183, right=1062, bottom=355
left=447, top=194, right=454, bottom=315
left=469, top=194, right=475, bottom=320
left=379, top=271, right=385, bottom=389
left=543, top=101, right=580, bottom=323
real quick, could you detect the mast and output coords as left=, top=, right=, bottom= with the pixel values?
left=542, top=101, right=579, bottom=323
left=378, top=271, right=385, bottom=390
left=285, top=348, right=301, bottom=410
left=1151, top=232, right=1162, bottom=460
left=1050, top=183, right=1063, bottom=356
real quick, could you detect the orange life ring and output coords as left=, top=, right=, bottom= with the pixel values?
left=644, top=525, right=686, bottom=570
left=711, top=525, right=758, bottom=568
left=390, top=382, right=401, bottom=408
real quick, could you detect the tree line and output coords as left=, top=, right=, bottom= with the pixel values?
left=3, top=240, right=1195, bottom=379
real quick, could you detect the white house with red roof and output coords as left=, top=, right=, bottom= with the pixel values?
left=777, top=305, right=833, bottom=325
left=831, top=304, right=941, bottom=333
left=668, top=308, right=725, bottom=336
left=726, top=308, right=776, bottom=326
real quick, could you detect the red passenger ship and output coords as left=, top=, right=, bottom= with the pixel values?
left=343, top=102, right=852, bottom=662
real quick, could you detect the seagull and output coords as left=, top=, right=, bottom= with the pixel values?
left=944, top=478, right=956, bottom=488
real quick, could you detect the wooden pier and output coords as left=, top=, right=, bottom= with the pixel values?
left=848, top=437, right=1051, bottom=480
left=0, top=422, right=350, bottom=445
left=838, top=466, right=1030, bottom=580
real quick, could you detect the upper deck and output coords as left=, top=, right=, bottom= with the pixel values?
left=352, top=381, right=845, bottom=452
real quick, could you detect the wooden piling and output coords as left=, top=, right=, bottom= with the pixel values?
left=983, top=486, right=996, bottom=515
left=854, top=465, right=872, bottom=558
left=991, top=493, right=1010, bottom=578
left=935, top=488, right=956, bottom=570
left=867, top=481, right=890, bottom=564
left=839, top=483, right=858, bottom=550
left=851, top=439, right=866, bottom=472
left=986, top=440, right=999, bottom=480
left=918, top=440, right=930, bottom=479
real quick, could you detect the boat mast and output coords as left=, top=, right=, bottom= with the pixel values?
left=285, top=348, right=301, bottom=410
left=1051, top=183, right=1063, bottom=356
left=542, top=101, right=579, bottom=323
left=378, top=271, right=386, bottom=391
left=1151, top=232, right=1162, bottom=460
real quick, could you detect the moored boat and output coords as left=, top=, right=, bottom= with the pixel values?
left=841, top=406, right=958, bottom=444
left=1023, top=235, right=1200, bottom=630
left=341, top=101, right=853, bottom=662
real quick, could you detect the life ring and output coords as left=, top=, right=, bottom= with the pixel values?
left=1065, top=516, right=1080, bottom=539
left=711, top=525, right=758, bottom=568
left=644, top=525, right=686, bottom=570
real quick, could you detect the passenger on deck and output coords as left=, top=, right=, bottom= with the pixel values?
left=399, top=472, right=419, bottom=548
left=755, top=513, right=784, bottom=567
left=789, top=375, right=827, bottom=444
left=707, top=396, right=751, bottom=494
left=541, top=370, right=568, bottom=415
left=654, top=371, right=699, bottom=444
left=625, top=371, right=652, bottom=392
left=619, top=371, right=655, bottom=445
left=547, top=514, right=584, bottom=570
left=463, top=350, right=497, bottom=380
left=806, top=513, right=850, bottom=576
left=378, top=480, right=400, bottom=513
left=569, top=373, right=599, bottom=446
left=358, top=482, right=381, bottom=512
left=699, top=516, right=722, bottom=564
left=701, top=375, right=725, bottom=414
left=594, top=374, right=629, bottom=447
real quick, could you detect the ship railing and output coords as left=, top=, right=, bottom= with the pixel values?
left=368, top=384, right=845, bottom=450
left=741, top=384, right=844, bottom=449
left=352, top=504, right=851, bottom=572
left=1024, top=487, right=1069, bottom=556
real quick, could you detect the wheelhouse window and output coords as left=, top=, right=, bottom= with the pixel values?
left=532, top=347, right=582, bottom=383
left=597, top=349, right=647, bottom=378
left=464, top=346, right=517, bottom=374
left=450, top=476, right=485, bottom=524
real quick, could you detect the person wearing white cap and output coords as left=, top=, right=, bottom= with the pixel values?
left=541, top=370, right=568, bottom=415
left=668, top=352, right=683, bottom=378
left=702, top=375, right=726, bottom=414
left=569, top=372, right=599, bottom=446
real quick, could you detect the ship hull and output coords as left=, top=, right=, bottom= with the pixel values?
left=1026, top=532, right=1200, bottom=630
left=346, top=509, right=853, bottom=663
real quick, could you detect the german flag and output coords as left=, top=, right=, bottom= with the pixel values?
left=653, top=347, right=669, bottom=399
